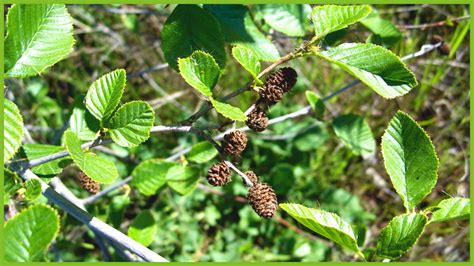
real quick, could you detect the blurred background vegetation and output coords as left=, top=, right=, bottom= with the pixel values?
left=4, top=4, right=470, bottom=262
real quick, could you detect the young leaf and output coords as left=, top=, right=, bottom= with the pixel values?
left=381, top=111, right=439, bottom=211
left=305, top=91, right=325, bottom=120
left=317, top=43, right=417, bottom=98
left=430, top=198, right=470, bottom=223
left=108, top=101, right=155, bottom=148
left=205, top=4, right=280, bottom=61
left=5, top=205, right=60, bottom=262
left=4, top=99, right=24, bottom=162
left=4, top=4, right=74, bottom=78
left=376, top=213, right=428, bottom=259
left=210, top=99, right=247, bottom=121
left=69, top=101, right=100, bottom=141
left=311, top=5, right=371, bottom=38
left=131, top=159, right=175, bottom=196
left=166, top=165, right=199, bottom=195
left=128, top=210, right=158, bottom=247
left=24, top=179, right=42, bottom=201
left=280, top=203, right=362, bottom=255
left=332, top=114, right=375, bottom=156
left=85, top=69, right=126, bottom=122
left=23, top=144, right=71, bottom=176
left=178, top=51, right=221, bottom=97
left=188, top=141, right=219, bottom=163
left=161, top=5, right=226, bottom=70
left=232, top=45, right=261, bottom=79
left=361, top=11, right=402, bottom=48
left=65, top=131, right=118, bottom=184
left=4, top=169, right=23, bottom=203
left=258, top=4, right=311, bottom=37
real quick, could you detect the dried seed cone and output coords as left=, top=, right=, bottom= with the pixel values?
left=265, top=67, right=298, bottom=93
left=222, top=130, right=248, bottom=156
left=246, top=107, right=268, bottom=132
left=247, top=182, right=278, bottom=218
left=259, top=84, right=284, bottom=105
left=244, top=171, right=259, bottom=185
left=207, top=162, right=231, bottom=186
left=78, top=171, right=100, bottom=194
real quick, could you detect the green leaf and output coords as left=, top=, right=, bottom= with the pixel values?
left=187, top=141, right=219, bottom=163
left=332, top=114, right=375, bottom=156
left=376, top=213, right=428, bottom=259
left=305, top=91, right=325, bottom=120
left=361, top=11, right=402, bottom=48
left=178, top=51, right=221, bottom=97
left=5, top=205, right=60, bottom=262
left=23, top=144, right=70, bottom=176
left=24, top=179, right=42, bottom=201
left=108, top=101, right=155, bottom=148
left=128, top=210, right=158, bottom=247
left=69, top=100, right=100, bottom=141
left=85, top=69, right=126, bottom=122
left=4, top=4, right=74, bottom=78
left=210, top=99, right=247, bottom=121
left=258, top=4, right=311, bottom=37
left=64, top=131, right=118, bottom=184
left=280, top=203, right=362, bottom=255
left=317, top=43, right=417, bottom=98
left=430, top=198, right=470, bottom=223
left=161, top=5, right=226, bottom=70
left=131, top=159, right=174, bottom=196
left=205, top=5, right=280, bottom=61
left=311, top=5, right=371, bottom=38
left=4, top=99, right=24, bottom=162
left=381, top=111, right=439, bottom=211
left=167, top=166, right=199, bottom=195
left=232, top=45, right=261, bottom=79
left=4, top=169, right=23, bottom=203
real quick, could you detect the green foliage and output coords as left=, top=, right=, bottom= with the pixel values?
left=69, top=102, right=100, bottom=141
left=166, top=166, right=199, bottom=195
left=4, top=205, right=60, bottom=262
left=161, top=5, right=226, bottom=70
left=4, top=99, right=24, bottom=162
left=23, top=144, right=70, bottom=176
left=376, top=213, right=428, bottom=259
left=258, top=4, right=311, bottom=37
left=4, top=169, right=22, bottom=203
left=317, top=43, right=417, bottom=98
left=205, top=4, right=280, bottom=61
left=128, top=210, right=158, bottom=246
left=332, top=114, right=375, bottom=156
left=85, top=69, right=126, bottom=123
left=210, top=99, right=247, bottom=121
left=231, top=45, right=261, bottom=79
left=187, top=141, right=219, bottom=163
left=361, top=11, right=402, bottom=48
left=64, top=131, right=118, bottom=184
left=178, top=51, right=221, bottom=97
left=382, top=111, right=439, bottom=211
left=305, top=91, right=325, bottom=120
left=280, top=203, right=362, bottom=256
left=24, top=179, right=42, bottom=201
left=108, top=101, right=155, bottom=148
left=4, top=4, right=74, bottom=78
left=430, top=198, right=470, bottom=223
left=311, top=5, right=371, bottom=38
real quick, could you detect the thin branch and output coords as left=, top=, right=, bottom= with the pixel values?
left=398, top=15, right=470, bottom=30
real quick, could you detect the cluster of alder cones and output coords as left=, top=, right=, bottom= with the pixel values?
left=207, top=67, right=297, bottom=218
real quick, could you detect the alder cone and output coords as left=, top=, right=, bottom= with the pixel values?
left=207, top=162, right=231, bottom=186
left=259, top=84, right=284, bottom=105
left=265, top=67, right=298, bottom=93
left=222, top=130, right=247, bottom=156
left=246, top=107, right=268, bottom=132
left=247, top=182, right=278, bottom=218
left=244, top=171, right=259, bottom=185
left=78, top=171, right=100, bottom=194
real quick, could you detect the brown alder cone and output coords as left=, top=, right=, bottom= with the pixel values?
left=207, top=162, right=231, bottom=186
left=430, top=34, right=451, bottom=55
left=246, top=107, right=268, bottom=132
left=244, top=171, right=259, bottom=185
left=247, top=182, right=278, bottom=218
left=265, top=67, right=298, bottom=93
left=78, top=171, right=100, bottom=194
left=259, top=84, right=284, bottom=105
left=222, top=130, right=247, bottom=156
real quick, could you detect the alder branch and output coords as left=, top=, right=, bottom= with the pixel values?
left=398, top=15, right=470, bottom=30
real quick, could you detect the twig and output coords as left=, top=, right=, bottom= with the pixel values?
left=127, top=63, right=169, bottom=79
left=399, top=15, right=470, bottom=30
